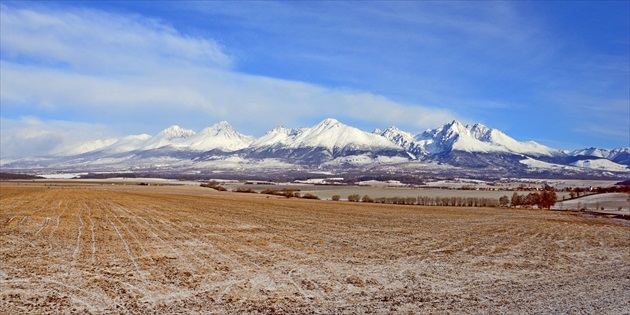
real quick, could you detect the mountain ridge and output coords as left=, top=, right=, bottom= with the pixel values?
left=3, top=118, right=628, bottom=178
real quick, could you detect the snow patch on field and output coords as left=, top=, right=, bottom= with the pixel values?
left=39, top=173, right=87, bottom=179
left=554, top=193, right=630, bottom=212
left=570, top=159, right=629, bottom=172
left=520, top=158, right=579, bottom=171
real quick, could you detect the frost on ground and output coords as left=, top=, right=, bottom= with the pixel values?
left=554, top=193, right=630, bottom=214
left=1, top=182, right=629, bottom=314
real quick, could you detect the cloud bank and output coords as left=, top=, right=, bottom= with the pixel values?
left=0, top=4, right=456, bottom=158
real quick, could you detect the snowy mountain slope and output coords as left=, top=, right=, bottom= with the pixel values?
left=187, top=121, right=254, bottom=152
left=520, top=157, right=581, bottom=171
left=570, top=159, right=629, bottom=172
left=3, top=118, right=628, bottom=178
left=570, top=147, right=611, bottom=158
left=141, top=125, right=196, bottom=150
left=609, top=148, right=630, bottom=165
left=376, top=126, right=423, bottom=157
left=250, top=126, right=307, bottom=149
left=59, top=138, right=119, bottom=156
left=570, top=147, right=630, bottom=166
left=467, top=123, right=559, bottom=156
left=288, top=119, right=402, bottom=152
left=94, top=134, right=152, bottom=154
left=410, top=120, right=560, bottom=157
left=246, top=119, right=408, bottom=164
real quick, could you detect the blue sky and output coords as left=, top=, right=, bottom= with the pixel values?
left=1, top=1, right=628, bottom=158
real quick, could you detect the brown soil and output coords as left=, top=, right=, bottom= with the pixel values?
left=1, top=182, right=629, bottom=314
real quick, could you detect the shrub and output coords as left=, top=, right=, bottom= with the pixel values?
left=200, top=182, right=227, bottom=191
left=362, top=195, right=374, bottom=203
left=348, top=194, right=360, bottom=202
left=302, top=193, right=320, bottom=200
left=331, top=195, right=341, bottom=201
left=235, top=187, right=256, bottom=193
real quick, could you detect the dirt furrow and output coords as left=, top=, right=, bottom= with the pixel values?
left=98, top=203, right=148, bottom=287
left=1, top=183, right=628, bottom=314
left=72, top=201, right=86, bottom=260
left=49, top=198, right=68, bottom=239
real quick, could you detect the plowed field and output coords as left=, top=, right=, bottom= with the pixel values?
left=1, top=182, right=629, bottom=314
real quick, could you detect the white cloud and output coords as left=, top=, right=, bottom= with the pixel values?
left=0, top=5, right=232, bottom=71
left=0, top=117, right=114, bottom=158
left=0, top=4, right=458, bottom=158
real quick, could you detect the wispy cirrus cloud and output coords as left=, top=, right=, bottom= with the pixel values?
left=0, top=4, right=232, bottom=71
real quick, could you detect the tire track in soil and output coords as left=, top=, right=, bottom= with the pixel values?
left=101, top=200, right=225, bottom=303
left=39, top=278, right=115, bottom=313
left=75, top=201, right=141, bottom=313
left=100, top=201, right=149, bottom=259
left=34, top=217, right=51, bottom=237
left=72, top=201, right=86, bottom=261
left=4, top=184, right=629, bottom=314
left=49, top=198, right=69, bottom=240
left=119, top=198, right=253, bottom=271
left=114, top=199, right=277, bottom=301
left=12, top=197, right=51, bottom=228
left=94, top=197, right=195, bottom=305
left=106, top=202, right=185, bottom=257
left=153, top=213, right=257, bottom=270
left=97, top=201, right=149, bottom=289
left=86, top=201, right=97, bottom=264
left=146, top=198, right=353, bottom=302
left=2, top=199, right=35, bottom=222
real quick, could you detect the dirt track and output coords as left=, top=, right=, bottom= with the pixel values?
left=1, top=182, right=629, bottom=314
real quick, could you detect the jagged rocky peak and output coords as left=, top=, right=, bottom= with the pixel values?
left=468, top=123, right=491, bottom=139
left=158, top=125, right=196, bottom=139
left=4, top=117, right=630, bottom=175
left=444, top=120, right=469, bottom=135
left=382, top=126, right=404, bottom=134
left=312, top=118, right=342, bottom=130
left=379, top=126, right=416, bottom=148
left=200, top=121, right=237, bottom=134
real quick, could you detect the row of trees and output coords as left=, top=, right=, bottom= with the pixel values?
left=340, top=194, right=501, bottom=207
left=503, top=190, right=557, bottom=209
left=206, top=182, right=561, bottom=209
left=338, top=192, right=559, bottom=209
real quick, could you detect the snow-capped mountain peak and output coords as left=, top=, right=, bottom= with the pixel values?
left=468, top=123, right=492, bottom=140
left=97, top=134, right=152, bottom=154
left=188, top=121, right=254, bottom=152
left=570, top=147, right=630, bottom=165
left=311, top=118, right=342, bottom=132
left=408, top=120, right=559, bottom=156
left=290, top=118, right=401, bottom=152
left=251, top=126, right=305, bottom=148
left=570, top=147, right=610, bottom=158
left=159, top=125, right=196, bottom=139
left=199, top=121, right=236, bottom=135
left=59, top=138, right=119, bottom=156
left=142, top=125, right=196, bottom=150
left=4, top=118, right=629, bottom=176
left=378, top=126, right=416, bottom=149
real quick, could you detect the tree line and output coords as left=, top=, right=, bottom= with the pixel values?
left=340, top=194, right=501, bottom=207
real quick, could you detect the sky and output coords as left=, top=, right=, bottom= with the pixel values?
left=1, top=1, right=629, bottom=158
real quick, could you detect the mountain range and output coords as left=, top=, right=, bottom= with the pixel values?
left=2, top=118, right=629, bottom=179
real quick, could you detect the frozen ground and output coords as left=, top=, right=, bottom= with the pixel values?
left=1, top=182, right=629, bottom=314
left=553, top=193, right=630, bottom=214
